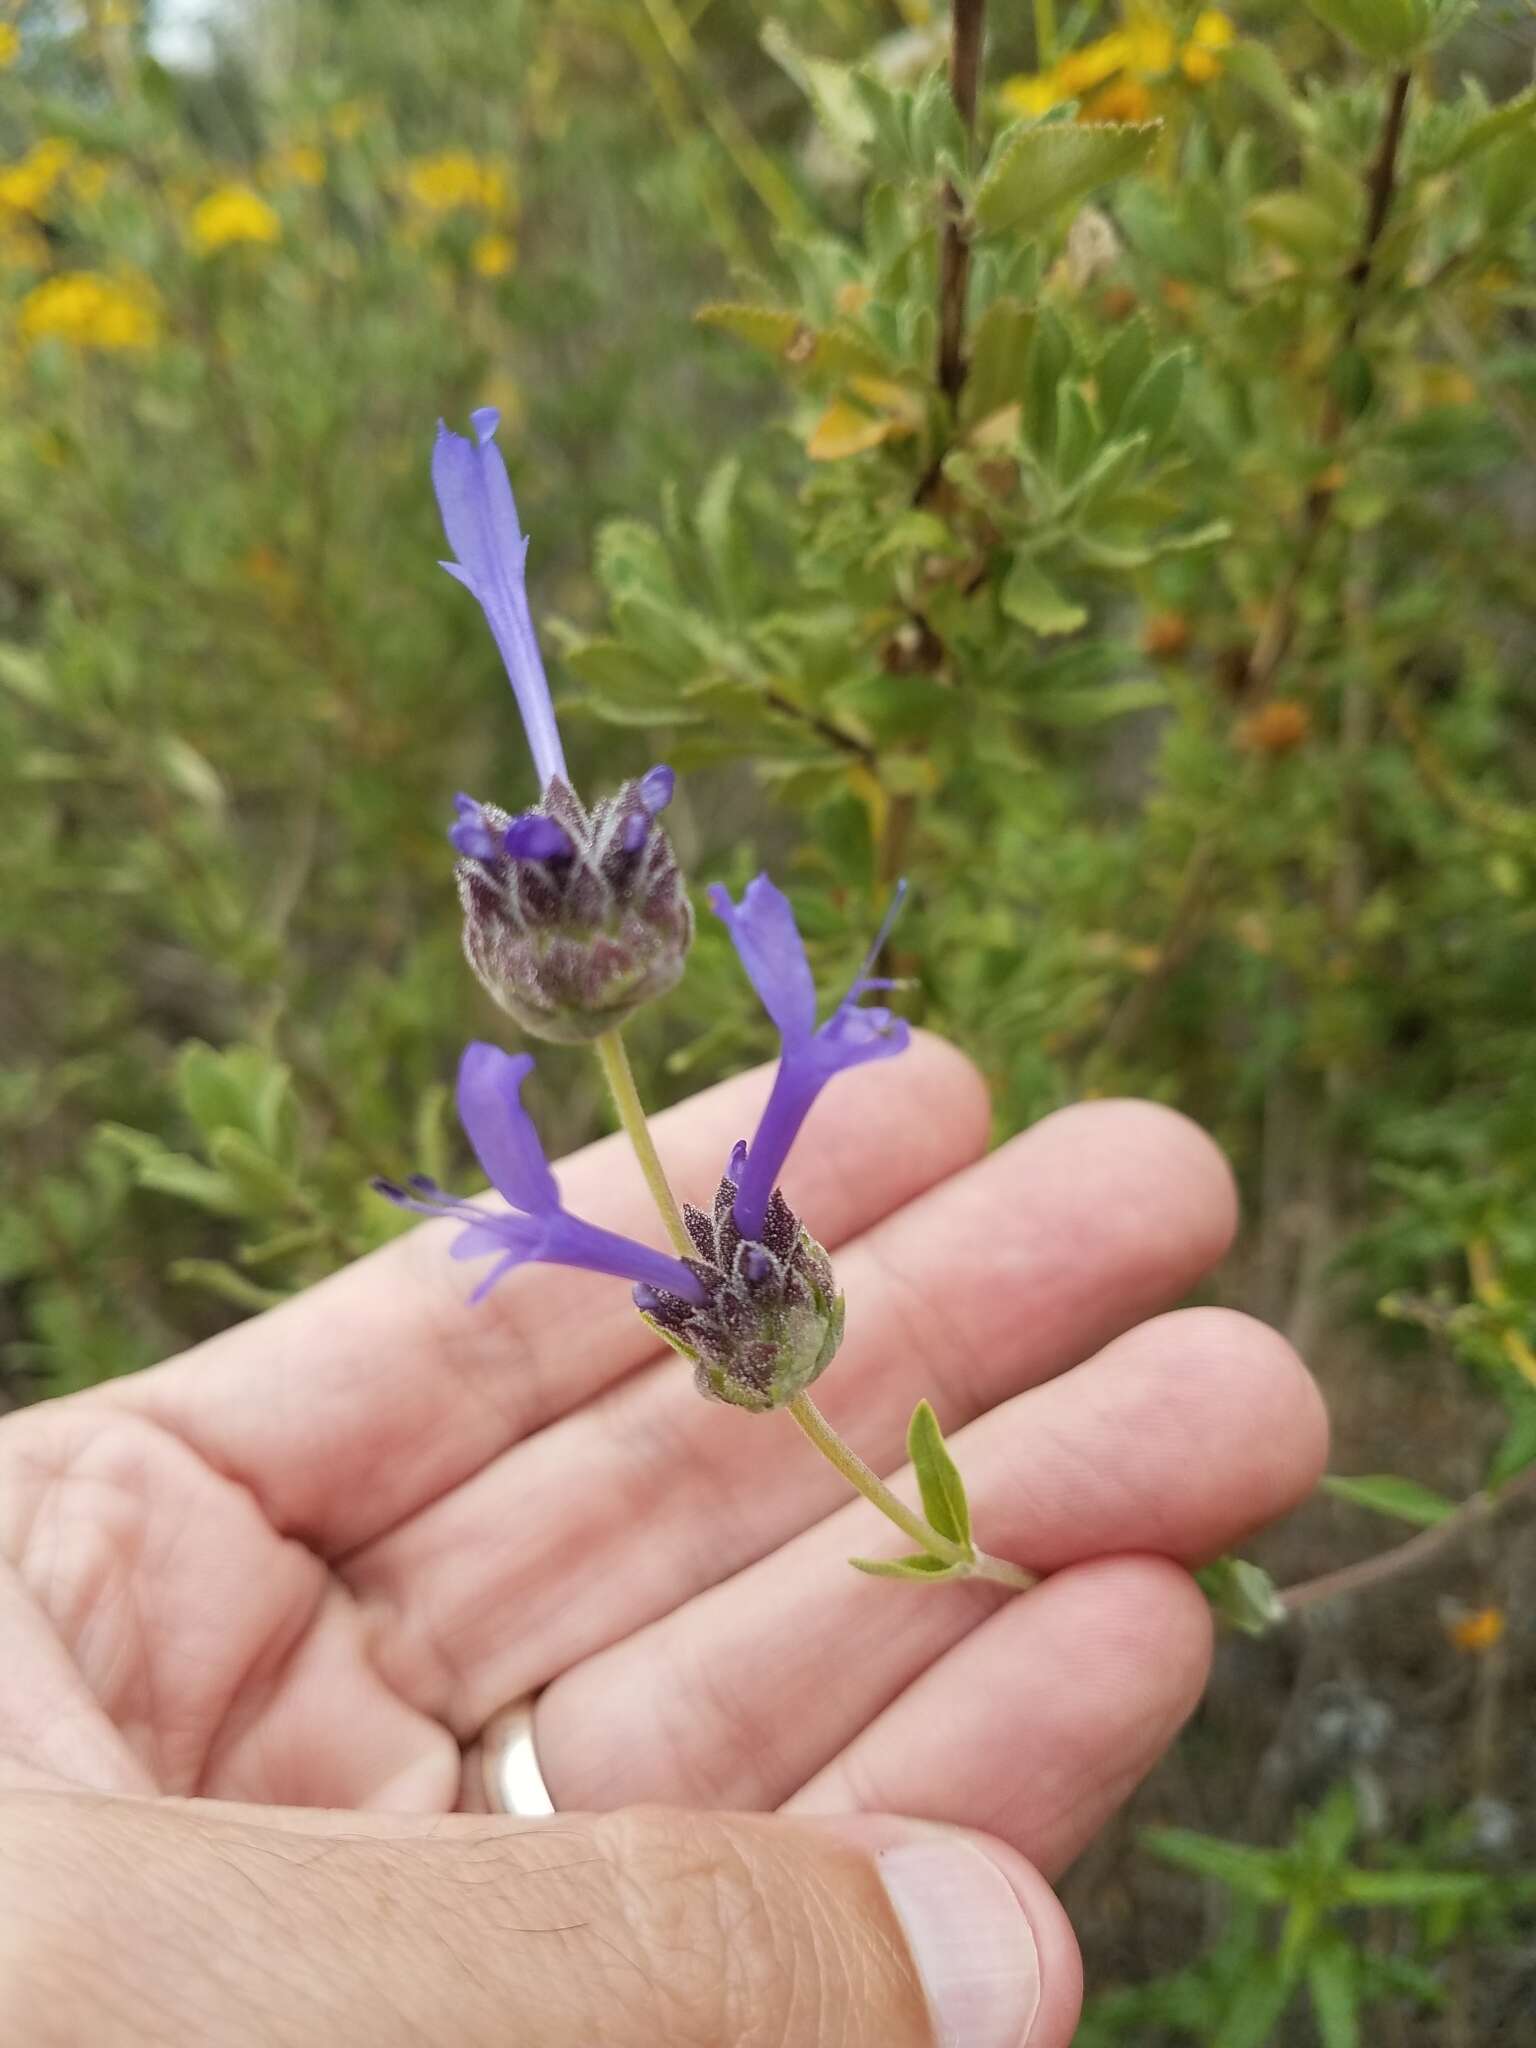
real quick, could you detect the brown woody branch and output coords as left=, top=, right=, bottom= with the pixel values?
left=1279, top=1462, right=1536, bottom=1617
left=937, top=0, right=986, bottom=402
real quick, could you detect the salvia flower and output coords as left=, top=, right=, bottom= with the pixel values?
left=632, top=878, right=909, bottom=1411
left=708, top=875, right=910, bottom=1240
left=374, top=1041, right=705, bottom=1307
left=434, top=409, right=692, bottom=1041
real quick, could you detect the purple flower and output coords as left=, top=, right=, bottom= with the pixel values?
left=433, top=407, right=567, bottom=792
left=708, top=876, right=910, bottom=1241
left=375, top=1041, right=706, bottom=1307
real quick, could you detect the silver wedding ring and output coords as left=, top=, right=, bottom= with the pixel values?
left=479, top=1695, right=556, bottom=1816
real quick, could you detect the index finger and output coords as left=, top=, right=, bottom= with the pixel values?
left=99, top=1033, right=990, bottom=1555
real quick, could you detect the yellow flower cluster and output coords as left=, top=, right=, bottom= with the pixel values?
left=1003, top=8, right=1234, bottom=125
left=400, top=149, right=518, bottom=278
left=18, top=270, right=158, bottom=350
left=190, top=183, right=282, bottom=254
left=0, top=138, right=75, bottom=215
left=403, top=149, right=511, bottom=216
left=0, top=22, right=18, bottom=69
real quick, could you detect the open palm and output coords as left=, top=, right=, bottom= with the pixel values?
left=0, top=1034, right=1325, bottom=1880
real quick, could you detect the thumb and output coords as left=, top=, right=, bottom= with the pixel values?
left=1, top=1790, right=1081, bottom=2047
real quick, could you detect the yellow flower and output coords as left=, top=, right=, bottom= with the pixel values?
left=1122, top=14, right=1176, bottom=74
left=0, top=23, right=18, bottom=68
left=471, top=231, right=515, bottom=279
left=1181, top=9, right=1234, bottom=82
left=0, top=139, right=76, bottom=216
left=403, top=150, right=511, bottom=216
left=1000, top=71, right=1065, bottom=117
left=1449, top=1607, right=1505, bottom=1655
left=1082, top=78, right=1155, bottom=124
left=191, top=184, right=281, bottom=253
left=1055, top=32, right=1132, bottom=97
left=268, top=143, right=325, bottom=188
left=19, top=270, right=158, bottom=350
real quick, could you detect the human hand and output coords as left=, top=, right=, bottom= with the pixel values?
left=0, top=1035, right=1325, bottom=2045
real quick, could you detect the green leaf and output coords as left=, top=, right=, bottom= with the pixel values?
left=1143, top=1828, right=1290, bottom=1902
left=1448, top=85, right=1536, bottom=167
left=1246, top=191, right=1356, bottom=264
left=97, top=1126, right=243, bottom=1216
left=168, top=1257, right=287, bottom=1313
left=1303, top=0, right=1468, bottom=61
left=1213, top=1957, right=1297, bottom=2048
left=565, top=641, right=702, bottom=726
left=1342, top=1870, right=1490, bottom=1906
left=695, top=301, right=804, bottom=358
left=975, top=122, right=1159, bottom=239
left=1197, top=1556, right=1286, bottom=1635
left=960, top=297, right=1035, bottom=424
left=1321, top=1473, right=1457, bottom=1527
left=1307, top=1942, right=1360, bottom=2048
left=207, top=1130, right=299, bottom=1214
left=1118, top=351, right=1187, bottom=446
left=907, top=1399, right=973, bottom=1549
left=1001, top=556, right=1088, bottom=637
left=1023, top=308, right=1073, bottom=458
left=1305, top=1783, right=1359, bottom=1867
left=849, top=1552, right=968, bottom=1582
left=1095, top=319, right=1153, bottom=431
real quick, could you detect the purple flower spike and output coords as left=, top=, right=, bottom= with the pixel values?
left=709, top=875, right=910, bottom=1241
left=376, top=1042, right=707, bottom=1308
left=638, top=764, right=676, bottom=816
left=433, top=408, right=567, bottom=792
left=503, top=812, right=574, bottom=862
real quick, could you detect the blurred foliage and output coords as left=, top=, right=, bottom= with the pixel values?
left=2, top=0, right=1535, bottom=2037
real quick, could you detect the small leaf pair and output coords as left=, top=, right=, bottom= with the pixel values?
left=850, top=1399, right=976, bottom=1582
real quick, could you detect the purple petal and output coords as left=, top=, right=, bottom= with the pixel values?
left=619, top=810, right=649, bottom=855
left=466, top=1252, right=521, bottom=1305
left=633, top=1282, right=663, bottom=1314
left=740, top=1244, right=774, bottom=1285
left=637, top=764, right=675, bottom=815
left=708, top=874, right=817, bottom=1045
left=448, top=794, right=504, bottom=862
left=454, top=1042, right=562, bottom=1216
left=449, top=1218, right=541, bottom=1263
left=433, top=413, right=567, bottom=791
left=503, top=812, right=574, bottom=862
left=542, top=1212, right=707, bottom=1303
left=727, top=885, right=911, bottom=1241
left=728, top=1138, right=748, bottom=1182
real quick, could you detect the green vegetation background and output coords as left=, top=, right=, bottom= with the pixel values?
left=1, top=0, right=1533, bottom=2039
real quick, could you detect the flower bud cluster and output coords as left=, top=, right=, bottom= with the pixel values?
left=454, top=770, right=692, bottom=1043
left=635, top=1154, right=844, bottom=1412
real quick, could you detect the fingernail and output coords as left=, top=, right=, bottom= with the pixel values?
left=877, top=1837, right=1042, bottom=2048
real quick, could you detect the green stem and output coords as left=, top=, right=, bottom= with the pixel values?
left=1033, top=0, right=1057, bottom=69
left=788, top=1392, right=1036, bottom=1591
left=594, top=1038, right=1033, bottom=1596
left=594, top=1028, right=694, bottom=1260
